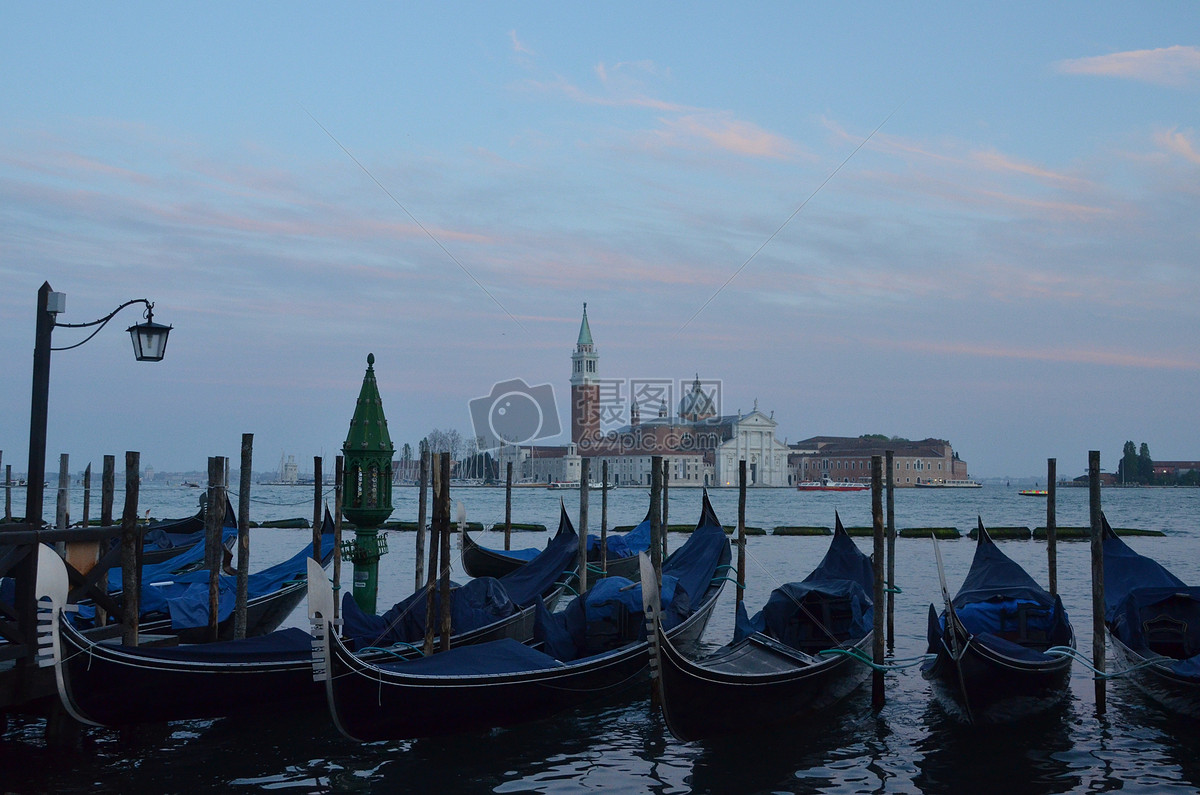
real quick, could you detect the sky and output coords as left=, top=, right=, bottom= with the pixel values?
left=2, top=3, right=1198, bottom=480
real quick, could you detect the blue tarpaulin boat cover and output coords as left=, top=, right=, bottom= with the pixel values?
left=926, top=526, right=1071, bottom=657
left=536, top=500, right=728, bottom=662
left=1104, top=527, right=1200, bottom=675
left=377, top=637, right=564, bottom=676
left=342, top=508, right=578, bottom=649
left=735, top=519, right=874, bottom=645
left=149, top=531, right=334, bottom=630
left=586, top=510, right=652, bottom=560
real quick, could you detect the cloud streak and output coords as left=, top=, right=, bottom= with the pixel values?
left=1055, top=45, right=1200, bottom=86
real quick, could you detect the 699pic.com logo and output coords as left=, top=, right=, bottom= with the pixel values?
left=469, top=379, right=562, bottom=450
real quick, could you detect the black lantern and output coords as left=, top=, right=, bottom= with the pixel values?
left=127, top=307, right=172, bottom=362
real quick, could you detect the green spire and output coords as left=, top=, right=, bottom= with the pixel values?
left=344, top=352, right=394, bottom=454
left=577, top=302, right=593, bottom=347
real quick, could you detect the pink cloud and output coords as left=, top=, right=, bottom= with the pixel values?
left=879, top=337, right=1200, bottom=371
left=1055, top=45, right=1200, bottom=86
left=509, top=30, right=534, bottom=56
left=1155, top=127, right=1200, bottom=164
left=655, top=113, right=799, bottom=160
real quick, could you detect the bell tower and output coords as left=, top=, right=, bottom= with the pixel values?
left=570, top=303, right=600, bottom=445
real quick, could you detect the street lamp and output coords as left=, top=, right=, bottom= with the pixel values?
left=24, top=281, right=172, bottom=527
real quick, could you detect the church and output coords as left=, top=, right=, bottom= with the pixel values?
left=497, top=305, right=791, bottom=487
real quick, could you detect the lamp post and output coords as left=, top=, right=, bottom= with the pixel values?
left=24, top=281, right=172, bottom=527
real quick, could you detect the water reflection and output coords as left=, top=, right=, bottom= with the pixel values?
left=914, top=698, right=1079, bottom=794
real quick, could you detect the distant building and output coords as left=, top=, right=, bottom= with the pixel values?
left=278, top=454, right=299, bottom=485
left=1152, top=461, right=1200, bottom=479
left=498, top=305, right=791, bottom=486
left=787, top=437, right=969, bottom=487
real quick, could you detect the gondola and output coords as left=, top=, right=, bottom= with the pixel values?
left=463, top=504, right=651, bottom=581
left=1102, top=513, right=1200, bottom=718
left=647, top=512, right=874, bottom=741
left=79, top=510, right=336, bottom=643
left=138, top=500, right=239, bottom=564
left=921, top=518, right=1075, bottom=723
left=312, top=491, right=731, bottom=741
left=40, top=507, right=578, bottom=727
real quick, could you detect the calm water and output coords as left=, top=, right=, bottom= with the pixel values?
left=4, top=484, right=1200, bottom=793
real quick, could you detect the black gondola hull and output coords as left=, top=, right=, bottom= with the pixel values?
left=1109, top=632, right=1200, bottom=719
left=922, top=634, right=1074, bottom=723
left=326, top=583, right=722, bottom=741
left=58, top=621, right=320, bottom=725
left=656, top=630, right=873, bottom=742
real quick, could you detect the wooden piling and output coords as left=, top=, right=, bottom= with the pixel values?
left=871, top=455, right=886, bottom=710
left=415, top=448, right=429, bottom=592
left=650, top=455, right=662, bottom=588
left=120, top=451, right=141, bottom=646
left=737, top=460, right=747, bottom=607
left=504, top=461, right=513, bottom=551
left=101, top=455, right=115, bottom=527
left=1047, top=458, right=1058, bottom=596
left=422, top=453, right=441, bottom=656
left=82, top=463, right=91, bottom=529
left=1089, top=450, right=1105, bottom=714
left=601, top=461, right=609, bottom=576
left=661, top=458, right=669, bottom=558
left=885, top=450, right=896, bottom=651
left=579, top=458, right=590, bottom=594
left=333, top=455, right=344, bottom=620
left=312, top=456, right=323, bottom=562
left=55, top=454, right=69, bottom=553
left=206, top=456, right=225, bottom=642
left=437, top=454, right=452, bottom=653
left=234, top=434, right=253, bottom=639
left=4, top=462, right=11, bottom=522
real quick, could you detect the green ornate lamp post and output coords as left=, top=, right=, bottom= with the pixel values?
left=341, top=353, right=393, bottom=613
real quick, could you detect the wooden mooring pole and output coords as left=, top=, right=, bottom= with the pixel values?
left=871, top=455, right=886, bottom=710
left=101, top=455, right=114, bottom=527
left=737, top=460, right=747, bottom=607
left=206, top=456, right=226, bottom=642
left=661, top=458, right=669, bottom=557
left=55, top=453, right=69, bottom=553
left=234, top=434, right=253, bottom=639
left=601, top=461, right=609, bottom=576
left=120, top=451, right=141, bottom=646
left=4, top=461, right=11, bottom=522
left=885, top=450, right=896, bottom=651
left=504, top=461, right=513, bottom=551
left=650, top=455, right=662, bottom=589
left=422, top=453, right=441, bottom=656
left=1089, top=450, right=1106, bottom=715
left=437, top=454, right=452, bottom=652
left=1047, top=458, right=1058, bottom=596
left=416, top=448, right=429, bottom=592
left=333, top=455, right=344, bottom=620
left=82, top=462, right=91, bottom=527
left=578, top=458, right=590, bottom=594
left=312, top=456, right=323, bottom=562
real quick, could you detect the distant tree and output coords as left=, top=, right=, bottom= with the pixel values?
left=401, top=443, right=413, bottom=462
left=1138, top=443, right=1154, bottom=484
left=1119, top=441, right=1138, bottom=484
left=860, top=434, right=889, bottom=441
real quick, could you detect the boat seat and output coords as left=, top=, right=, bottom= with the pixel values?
left=1143, top=614, right=1190, bottom=660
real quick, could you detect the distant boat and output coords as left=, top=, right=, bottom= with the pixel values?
left=796, top=477, right=869, bottom=492
left=1019, top=489, right=1049, bottom=497
left=914, top=479, right=982, bottom=489
left=547, top=481, right=616, bottom=490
